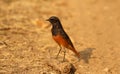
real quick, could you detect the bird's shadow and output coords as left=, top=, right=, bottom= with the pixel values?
left=78, top=48, right=95, bottom=63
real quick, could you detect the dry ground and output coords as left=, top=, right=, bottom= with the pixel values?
left=0, top=0, right=120, bottom=74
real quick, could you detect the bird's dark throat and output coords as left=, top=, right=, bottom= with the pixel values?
left=51, top=22, right=64, bottom=36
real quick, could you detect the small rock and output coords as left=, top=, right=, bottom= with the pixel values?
left=46, top=59, right=76, bottom=74
left=60, top=62, right=76, bottom=74
left=103, top=67, right=109, bottom=72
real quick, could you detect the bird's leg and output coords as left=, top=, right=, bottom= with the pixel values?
left=56, top=45, right=62, bottom=59
left=63, top=48, right=66, bottom=62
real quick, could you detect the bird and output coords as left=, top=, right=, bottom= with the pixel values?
left=46, top=16, right=80, bottom=61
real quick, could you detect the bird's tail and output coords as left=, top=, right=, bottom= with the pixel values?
left=70, top=47, right=80, bottom=58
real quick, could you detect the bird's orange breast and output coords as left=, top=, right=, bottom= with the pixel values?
left=53, top=34, right=68, bottom=47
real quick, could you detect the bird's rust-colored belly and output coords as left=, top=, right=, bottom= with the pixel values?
left=53, top=34, right=68, bottom=47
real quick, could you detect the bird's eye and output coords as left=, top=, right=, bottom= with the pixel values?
left=51, top=19, right=54, bottom=21
left=51, top=19, right=57, bottom=22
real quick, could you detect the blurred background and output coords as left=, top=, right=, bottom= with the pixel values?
left=0, top=0, right=120, bottom=74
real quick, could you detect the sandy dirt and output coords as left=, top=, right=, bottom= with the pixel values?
left=0, top=0, right=120, bottom=74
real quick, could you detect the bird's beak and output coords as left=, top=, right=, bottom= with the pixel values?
left=46, top=19, right=49, bottom=21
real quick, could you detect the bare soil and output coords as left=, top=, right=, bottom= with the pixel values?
left=0, top=0, right=120, bottom=74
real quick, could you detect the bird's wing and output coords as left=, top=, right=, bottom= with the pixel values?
left=60, top=30, right=74, bottom=48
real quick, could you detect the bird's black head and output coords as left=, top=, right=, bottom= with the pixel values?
left=46, top=16, right=60, bottom=25
left=46, top=16, right=63, bottom=29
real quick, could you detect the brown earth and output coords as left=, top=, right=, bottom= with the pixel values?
left=0, top=0, right=120, bottom=74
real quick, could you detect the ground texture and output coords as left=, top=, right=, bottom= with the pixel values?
left=0, top=0, right=120, bottom=74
